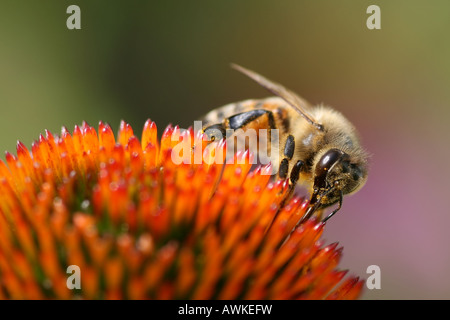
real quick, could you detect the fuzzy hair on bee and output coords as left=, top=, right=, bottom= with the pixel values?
left=199, top=64, right=369, bottom=225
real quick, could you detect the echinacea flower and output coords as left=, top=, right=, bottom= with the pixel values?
left=0, top=120, right=364, bottom=299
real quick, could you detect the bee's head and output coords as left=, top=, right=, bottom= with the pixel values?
left=307, top=148, right=368, bottom=218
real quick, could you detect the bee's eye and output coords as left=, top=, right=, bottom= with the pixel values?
left=313, top=149, right=349, bottom=190
left=351, top=164, right=364, bottom=181
left=315, top=149, right=344, bottom=176
left=342, top=160, right=350, bottom=173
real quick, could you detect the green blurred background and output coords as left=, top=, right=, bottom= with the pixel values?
left=1, top=0, right=450, bottom=299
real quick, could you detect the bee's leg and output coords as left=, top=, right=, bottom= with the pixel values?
left=281, top=159, right=304, bottom=203
left=289, top=160, right=304, bottom=185
left=313, top=209, right=324, bottom=221
left=280, top=158, right=304, bottom=200
left=265, top=160, right=304, bottom=233
left=278, top=159, right=304, bottom=206
left=322, top=190, right=343, bottom=222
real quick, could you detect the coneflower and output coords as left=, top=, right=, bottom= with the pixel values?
left=0, top=120, right=363, bottom=299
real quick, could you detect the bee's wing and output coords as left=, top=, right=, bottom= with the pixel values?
left=231, top=63, right=323, bottom=131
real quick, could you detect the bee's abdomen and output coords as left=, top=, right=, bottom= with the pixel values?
left=228, top=109, right=276, bottom=130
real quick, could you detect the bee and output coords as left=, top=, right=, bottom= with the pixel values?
left=200, top=64, right=369, bottom=224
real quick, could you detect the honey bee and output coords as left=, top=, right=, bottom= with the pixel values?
left=200, top=64, right=369, bottom=224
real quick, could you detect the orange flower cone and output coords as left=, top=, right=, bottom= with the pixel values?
left=0, top=120, right=364, bottom=299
